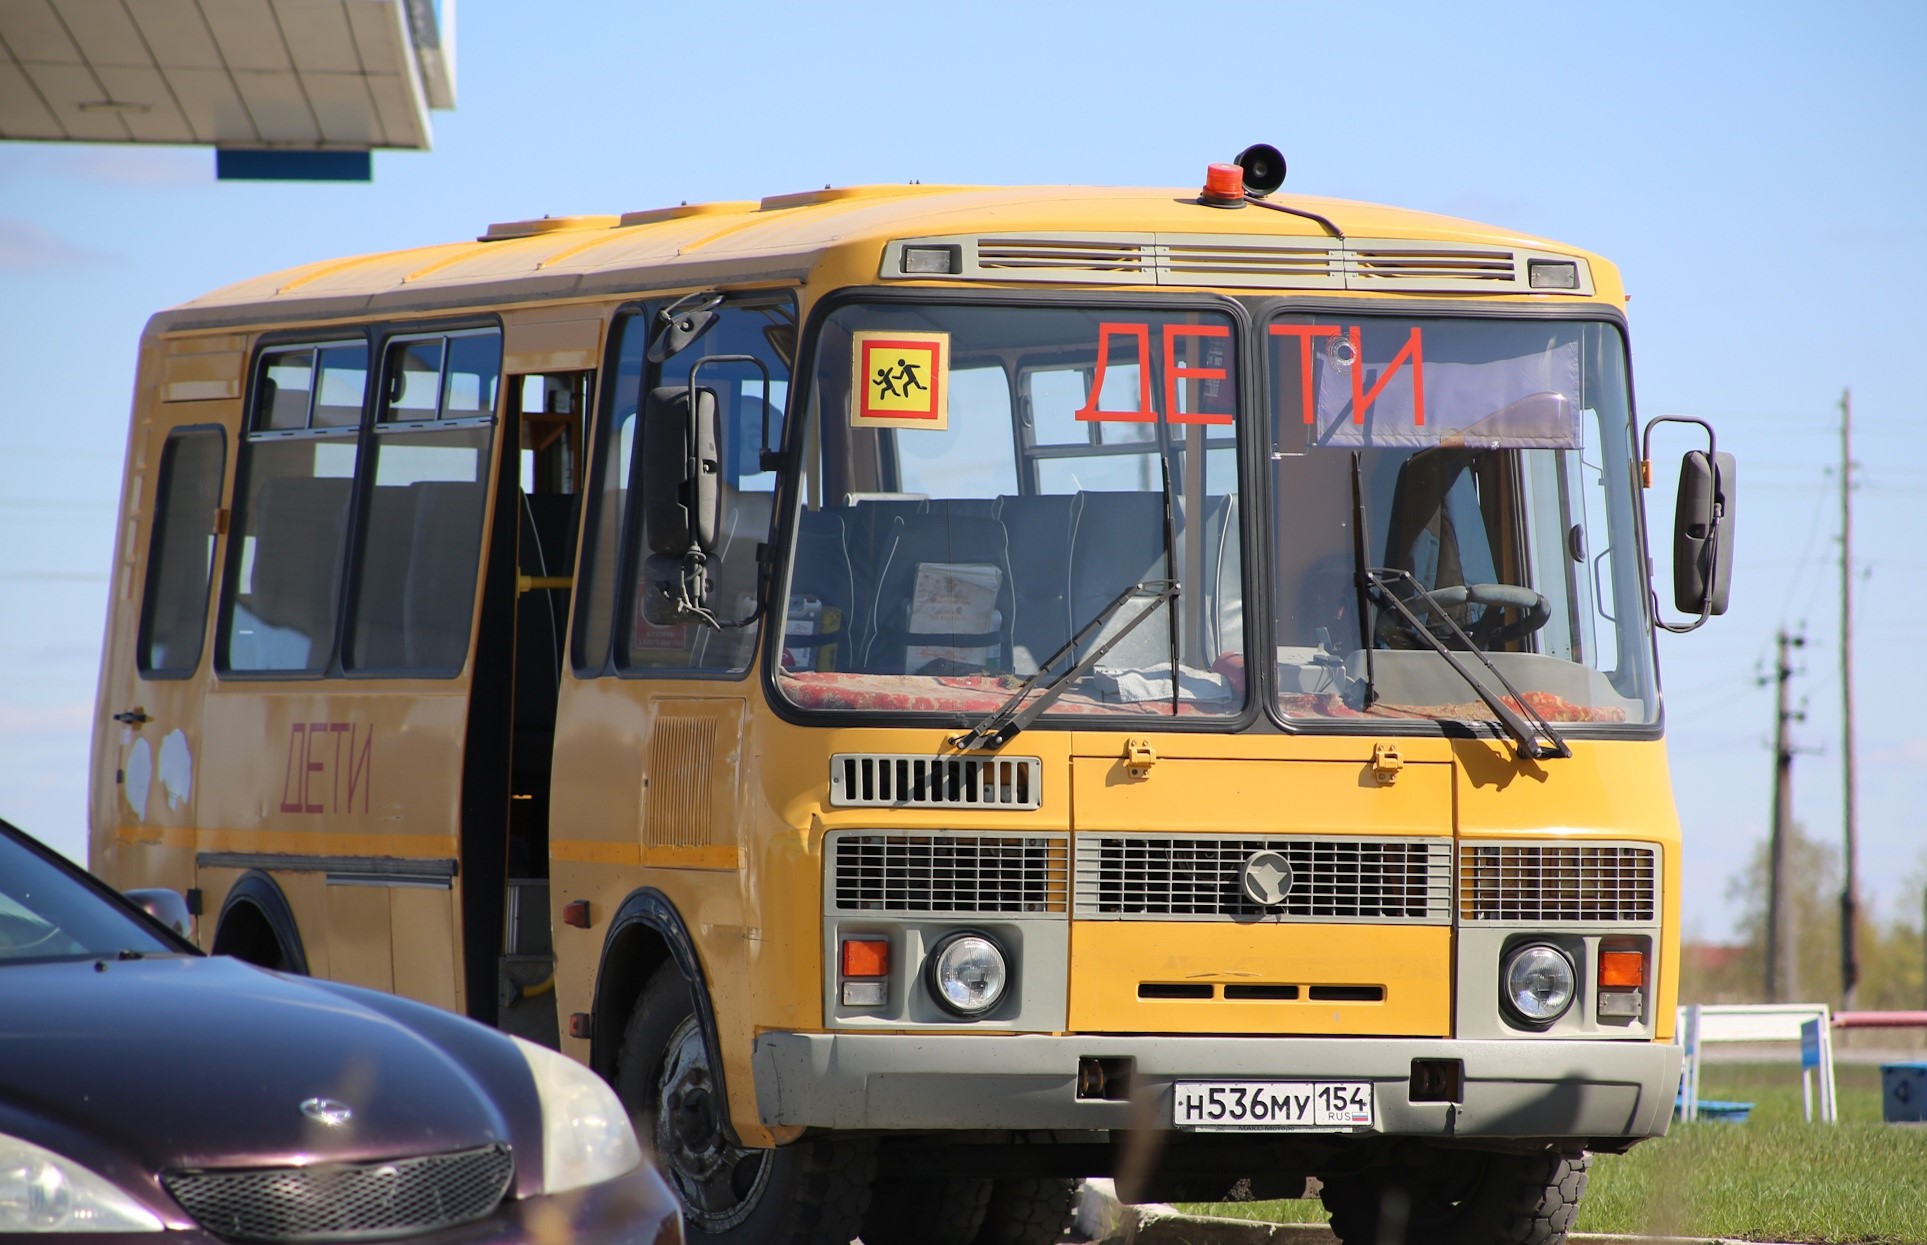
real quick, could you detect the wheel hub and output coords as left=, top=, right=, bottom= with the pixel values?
left=654, top=1015, right=771, bottom=1231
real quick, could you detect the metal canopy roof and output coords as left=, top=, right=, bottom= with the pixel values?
left=0, top=0, right=451, bottom=154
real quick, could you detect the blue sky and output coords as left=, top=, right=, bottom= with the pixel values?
left=2, top=1, right=1922, bottom=942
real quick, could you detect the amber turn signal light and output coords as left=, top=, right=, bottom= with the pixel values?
left=1598, top=949, right=1646, bottom=988
left=841, top=938, right=889, bottom=978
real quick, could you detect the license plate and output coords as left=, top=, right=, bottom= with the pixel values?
left=1173, top=1080, right=1375, bottom=1131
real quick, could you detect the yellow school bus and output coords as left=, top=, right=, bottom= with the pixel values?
left=93, top=147, right=1735, bottom=1245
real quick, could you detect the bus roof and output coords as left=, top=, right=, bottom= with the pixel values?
left=151, top=183, right=1618, bottom=336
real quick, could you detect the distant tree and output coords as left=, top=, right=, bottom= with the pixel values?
left=1679, top=825, right=1925, bottom=1010
left=1856, top=856, right=1926, bottom=1012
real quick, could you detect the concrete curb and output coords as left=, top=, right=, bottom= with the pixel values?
left=1118, top=1208, right=1782, bottom=1245
left=1076, top=1181, right=1776, bottom=1245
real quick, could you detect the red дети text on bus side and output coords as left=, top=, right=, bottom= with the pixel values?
left=1269, top=324, right=1426, bottom=426
left=1075, top=322, right=1233, bottom=425
left=278, top=722, right=373, bottom=815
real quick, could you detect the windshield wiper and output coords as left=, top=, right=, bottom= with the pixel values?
left=1346, top=452, right=1567, bottom=760
left=1348, top=454, right=1379, bottom=710
left=950, top=579, right=1180, bottom=752
left=1363, top=567, right=1572, bottom=761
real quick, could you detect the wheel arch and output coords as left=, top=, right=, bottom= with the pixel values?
left=211, top=870, right=310, bottom=975
left=591, top=887, right=741, bottom=1146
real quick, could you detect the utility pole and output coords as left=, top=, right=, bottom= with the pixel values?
left=1766, top=629, right=1805, bottom=1002
left=1839, top=388, right=1861, bottom=1010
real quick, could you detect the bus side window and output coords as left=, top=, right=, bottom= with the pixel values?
left=572, top=313, right=646, bottom=676
left=579, top=299, right=792, bottom=677
left=344, top=331, right=500, bottom=676
left=221, top=343, right=366, bottom=674
left=138, top=427, right=226, bottom=677
left=625, top=303, right=790, bottom=673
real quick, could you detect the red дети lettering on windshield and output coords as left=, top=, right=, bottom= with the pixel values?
left=1075, top=323, right=1157, bottom=422
left=1350, top=325, right=1424, bottom=426
left=1270, top=324, right=1427, bottom=428
left=1163, top=323, right=1233, bottom=425
left=1268, top=324, right=1342, bottom=424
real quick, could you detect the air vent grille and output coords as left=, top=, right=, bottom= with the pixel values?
left=829, top=832, right=1068, bottom=914
left=1458, top=842, right=1659, bottom=923
left=1074, top=834, right=1452, bottom=923
left=1347, top=245, right=1518, bottom=287
left=882, top=234, right=1589, bottom=294
left=1163, top=240, right=1340, bottom=287
left=831, top=753, right=1041, bottom=810
left=977, top=238, right=1155, bottom=278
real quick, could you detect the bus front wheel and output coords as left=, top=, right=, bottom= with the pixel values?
left=1318, top=1147, right=1589, bottom=1245
left=974, top=1177, right=1082, bottom=1245
left=614, top=965, right=875, bottom=1245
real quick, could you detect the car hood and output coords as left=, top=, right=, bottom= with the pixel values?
left=0, top=955, right=535, bottom=1177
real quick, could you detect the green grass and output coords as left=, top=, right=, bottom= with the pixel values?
left=1175, top=1064, right=1927, bottom=1242
left=1577, top=1063, right=1927, bottom=1242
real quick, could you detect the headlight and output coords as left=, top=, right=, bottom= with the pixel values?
left=0, top=1134, right=162, bottom=1233
left=1502, top=943, right=1576, bottom=1024
left=926, top=932, right=1009, bottom=1017
left=511, top=1037, right=643, bottom=1194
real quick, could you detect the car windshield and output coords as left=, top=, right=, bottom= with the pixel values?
left=0, top=828, right=178, bottom=963
left=1267, top=313, right=1658, bottom=729
left=775, top=300, right=1245, bottom=722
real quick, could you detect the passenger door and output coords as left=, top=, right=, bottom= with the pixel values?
left=92, top=351, right=238, bottom=903
left=194, top=328, right=497, bottom=1013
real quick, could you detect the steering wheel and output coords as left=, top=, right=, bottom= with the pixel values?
left=1426, top=583, right=1551, bottom=647
left=1378, top=582, right=1550, bottom=650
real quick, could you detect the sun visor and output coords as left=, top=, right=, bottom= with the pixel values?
left=1289, top=321, right=1584, bottom=450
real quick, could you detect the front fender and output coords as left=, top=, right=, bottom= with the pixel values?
left=591, top=887, right=744, bottom=1147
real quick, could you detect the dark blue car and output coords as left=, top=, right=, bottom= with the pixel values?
left=0, top=817, right=680, bottom=1243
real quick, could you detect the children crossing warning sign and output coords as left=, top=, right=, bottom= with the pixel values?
left=851, top=331, right=948, bottom=429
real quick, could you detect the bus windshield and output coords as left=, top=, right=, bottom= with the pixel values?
left=776, top=299, right=1245, bottom=722
left=1268, top=314, right=1658, bottom=729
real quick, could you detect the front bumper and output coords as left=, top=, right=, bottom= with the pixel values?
left=753, top=1032, right=1680, bottom=1142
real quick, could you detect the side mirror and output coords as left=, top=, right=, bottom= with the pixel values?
left=642, top=384, right=722, bottom=558
left=1673, top=449, right=1736, bottom=617
left=124, top=887, right=193, bottom=939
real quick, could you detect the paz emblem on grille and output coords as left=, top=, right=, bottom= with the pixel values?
left=1240, top=850, right=1296, bottom=907
left=299, top=1096, right=353, bottom=1127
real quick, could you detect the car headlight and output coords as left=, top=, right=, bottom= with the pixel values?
left=1502, top=943, right=1576, bottom=1024
left=0, top=1134, right=162, bottom=1233
left=511, top=1037, right=643, bottom=1194
left=926, top=931, right=1009, bottom=1017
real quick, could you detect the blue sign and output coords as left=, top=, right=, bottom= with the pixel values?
left=217, top=151, right=372, bottom=182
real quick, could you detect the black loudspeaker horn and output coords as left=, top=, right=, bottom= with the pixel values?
left=1234, top=144, right=1287, bottom=197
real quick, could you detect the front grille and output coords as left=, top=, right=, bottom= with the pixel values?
left=1075, top=835, right=1452, bottom=922
left=162, top=1144, right=512, bottom=1243
left=831, top=753, right=1041, bottom=810
left=1458, top=842, right=1658, bottom=922
left=829, top=832, right=1068, bottom=914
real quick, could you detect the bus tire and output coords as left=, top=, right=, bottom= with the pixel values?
left=973, top=1176, right=1080, bottom=1245
left=1319, top=1147, right=1589, bottom=1245
left=862, top=1171, right=991, bottom=1245
left=212, top=872, right=308, bottom=974
left=614, top=964, right=874, bottom=1245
